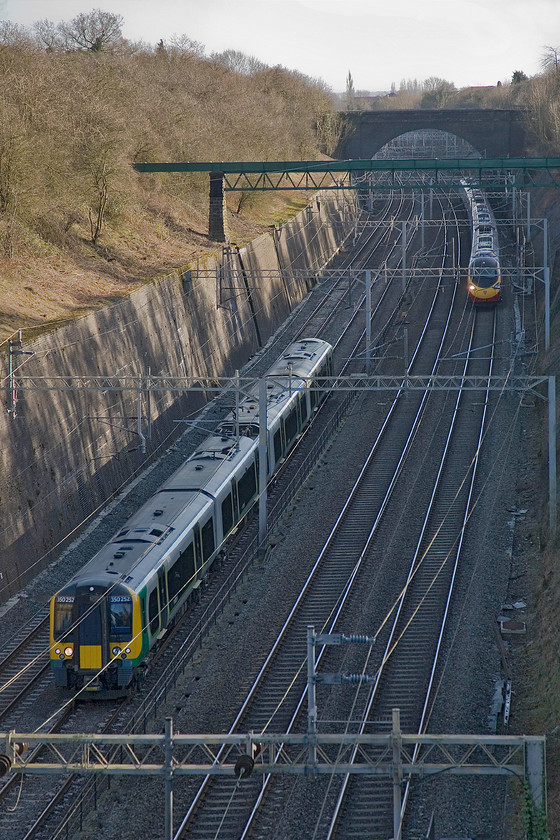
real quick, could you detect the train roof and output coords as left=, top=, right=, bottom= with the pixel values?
left=53, top=337, right=333, bottom=597
left=57, top=436, right=258, bottom=594
left=223, top=337, right=332, bottom=430
left=470, top=254, right=499, bottom=268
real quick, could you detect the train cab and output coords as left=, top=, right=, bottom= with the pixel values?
left=468, top=254, right=501, bottom=305
left=50, top=581, right=143, bottom=693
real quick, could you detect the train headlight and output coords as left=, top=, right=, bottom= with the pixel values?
left=469, top=284, right=475, bottom=291
left=125, top=648, right=131, bottom=654
left=64, top=647, right=73, bottom=658
left=59, top=653, right=65, bottom=660
left=112, top=646, right=121, bottom=656
left=55, top=648, right=61, bottom=655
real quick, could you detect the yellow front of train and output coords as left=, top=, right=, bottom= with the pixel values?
left=468, top=254, right=501, bottom=305
left=50, top=581, right=145, bottom=693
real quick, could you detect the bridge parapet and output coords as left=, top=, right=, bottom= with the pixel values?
left=336, top=108, right=530, bottom=159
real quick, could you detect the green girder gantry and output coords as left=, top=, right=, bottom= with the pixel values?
left=133, top=157, right=560, bottom=190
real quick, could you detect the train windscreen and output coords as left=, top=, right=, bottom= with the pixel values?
left=470, top=256, right=499, bottom=289
left=53, top=596, right=74, bottom=639
left=109, top=596, right=133, bottom=641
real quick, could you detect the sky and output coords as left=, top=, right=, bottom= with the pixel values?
left=2, top=0, right=559, bottom=92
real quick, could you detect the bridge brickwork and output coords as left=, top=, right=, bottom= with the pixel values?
left=337, top=109, right=530, bottom=159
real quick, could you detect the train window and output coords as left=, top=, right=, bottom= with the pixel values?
left=168, top=542, right=195, bottom=605
left=301, top=393, right=310, bottom=422
left=222, top=492, right=234, bottom=534
left=201, top=518, right=215, bottom=562
left=238, top=463, right=257, bottom=512
left=158, top=571, right=168, bottom=619
left=148, top=588, right=159, bottom=635
left=140, top=595, right=146, bottom=627
left=194, top=527, right=202, bottom=567
left=109, top=597, right=132, bottom=641
left=285, top=407, right=298, bottom=444
left=274, top=428, right=283, bottom=462
left=311, top=382, right=319, bottom=408
left=53, top=597, right=74, bottom=639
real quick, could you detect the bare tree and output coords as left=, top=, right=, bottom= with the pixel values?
left=167, top=34, right=205, bottom=57
left=211, top=49, right=265, bottom=75
left=60, top=9, right=123, bottom=52
left=0, top=104, right=28, bottom=257
left=0, top=20, right=35, bottom=48
left=421, top=77, right=456, bottom=108
left=541, top=45, right=560, bottom=73
left=85, top=138, right=122, bottom=245
left=316, top=111, right=347, bottom=156
left=33, top=19, right=65, bottom=51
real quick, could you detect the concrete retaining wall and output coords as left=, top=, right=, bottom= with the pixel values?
left=0, top=190, right=356, bottom=602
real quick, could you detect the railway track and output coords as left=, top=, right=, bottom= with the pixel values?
left=160, top=196, right=473, bottom=839
left=4, top=177, right=523, bottom=840
left=0, top=187, right=503, bottom=840
left=0, top=609, right=51, bottom=726
left=0, top=190, right=437, bottom=840
left=323, top=309, right=498, bottom=839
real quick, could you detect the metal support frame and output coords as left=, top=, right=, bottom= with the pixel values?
left=7, top=330, right=34, bottom=418
left=1, top=627, right=549, bottom=839
left=258, top=376, right=268, bottom=547
left=133, top=157, right=560, bottom=190
left=0, top=722, right=546, bottom=840
left=505, top=213, right=551, bottom=348
left=5, top=367, right=556, bottom=534
left=164, top=717, right=173, bottom=840
left=544, top=217, right=550, bottom=351
left=0, top=726, right=545, bottom=779
left=365, top=270, right=372, bottom=375
left=401, top=221, right=407, bottom=294
left=549, top=376, right=557, bottom=532
left=5, top=373, right=549, bottom=394
left=182, top=263, right=545, bottom=286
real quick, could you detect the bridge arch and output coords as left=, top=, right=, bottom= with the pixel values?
left=336, top=109, right=529, bottom=159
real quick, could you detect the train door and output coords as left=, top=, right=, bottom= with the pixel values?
left=270, top=422, right=285, bottom=474
left=193, top=515, right=216, bottom=577
left=147, top=584, right=160, bottom=640
left=157, top=568, right=168, bottom=630
left=74, top=591, right=105, bottom=671
left=194, top=526, right=203, bottom=576
left=284, top=401, right=300, bottom=451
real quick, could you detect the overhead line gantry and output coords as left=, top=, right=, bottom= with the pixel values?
left=133, top=156, right=560, bottom=240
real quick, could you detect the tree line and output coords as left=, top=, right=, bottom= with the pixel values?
left=0, top=9, right=342, bottom=260
left=1, top=6, right=559, bottom=268
left=344, top=46, right=560, bottom=156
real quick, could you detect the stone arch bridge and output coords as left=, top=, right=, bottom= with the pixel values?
left=336, top=109, right=530, bottom=159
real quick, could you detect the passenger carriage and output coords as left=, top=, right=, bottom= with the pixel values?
left=50, top=338, right=333, bottom=693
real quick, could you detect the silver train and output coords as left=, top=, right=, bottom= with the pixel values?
left=463, top=181, right=502, bottom=305
left=50, top=338, right=334, bottom=694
